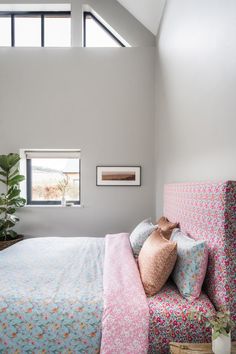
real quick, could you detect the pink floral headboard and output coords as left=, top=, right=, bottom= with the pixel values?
left=164, top=181, right=236, bottom=339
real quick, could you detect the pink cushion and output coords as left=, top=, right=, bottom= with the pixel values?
left=138, top=230, right=177, bottom=296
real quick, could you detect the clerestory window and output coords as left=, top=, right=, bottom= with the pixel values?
left=83, top=11, right=126, bottom=48
left=0, top=11, right=71, bottom=47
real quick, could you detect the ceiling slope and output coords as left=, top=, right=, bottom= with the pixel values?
left=117, top=0, right=166, bottom=35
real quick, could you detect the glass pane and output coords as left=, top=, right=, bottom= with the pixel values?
left=85, top=16, right=121, bottom=47
left=31, top=158, right=80, bottom=202
left=0, top=16, right=11, bottom=46
left=15, top=16, right=41, bottom=47
left=44, top=16, right=71, bottom=47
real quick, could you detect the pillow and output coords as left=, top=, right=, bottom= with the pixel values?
left=170, top=228, right=208, bottom=301
left=138, top=229, right=177, bottom=296
left=130, top=218, right=158, bottom=256
left=156, top=216, right=179, bottom=239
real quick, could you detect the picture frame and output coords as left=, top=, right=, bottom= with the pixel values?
left=96, top=166, right=141, bottom=186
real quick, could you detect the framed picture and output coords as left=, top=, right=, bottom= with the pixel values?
left=96, top=166, right=141, bottom=186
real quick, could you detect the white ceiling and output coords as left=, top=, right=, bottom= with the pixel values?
left=117, top=0, right=166, bottom=35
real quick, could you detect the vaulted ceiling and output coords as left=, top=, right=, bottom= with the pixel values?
left=116, top=0, right=166, bottom=35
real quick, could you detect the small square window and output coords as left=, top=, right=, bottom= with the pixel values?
left=25, top=150, right=80, bottom=205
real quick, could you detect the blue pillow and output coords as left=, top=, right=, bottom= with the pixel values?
left=130, top=218, right=158, bottom=256
left=170, top=228, right=208, bottom=301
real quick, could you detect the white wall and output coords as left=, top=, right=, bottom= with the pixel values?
left=0, top=47, right=155, bottom=237
left=0, top=0, right=155, bottom=47
left=155, top=0, right=236, bottom=216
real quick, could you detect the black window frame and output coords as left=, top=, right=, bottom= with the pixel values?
left=83, top=11, right=125, bottom=48
left=26, top=158, right=81, bottom=206
left=0, top=11, right=71, bottom=47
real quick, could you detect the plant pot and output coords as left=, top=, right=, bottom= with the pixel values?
left=61, top=196, right=66, bottom=207
left=212, top=330, right=231, bottom=354
left=0, top=235, right=24, bottom=251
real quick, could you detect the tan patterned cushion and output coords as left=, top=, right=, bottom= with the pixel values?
left=138, top=230, right=177, bottom=296
left=156, top=216, right=179, bottom=239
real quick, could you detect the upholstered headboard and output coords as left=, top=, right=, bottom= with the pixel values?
left=163, top=181, right=236, bottom=339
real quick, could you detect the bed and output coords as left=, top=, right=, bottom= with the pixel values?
left=0, top=181, right=235, bottom=353
left=0, top=235, right=149, bottom=353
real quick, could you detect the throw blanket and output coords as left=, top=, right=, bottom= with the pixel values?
left=0, top=235, right=149, bottom=353
left=101, top=233, right=149, bottom=354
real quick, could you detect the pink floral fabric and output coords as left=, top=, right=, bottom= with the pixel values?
left=101, top=233, right=149, bottom=354
left=163, top=181, right=236, bottom=340
left=148, top=281, right=215, bottom=353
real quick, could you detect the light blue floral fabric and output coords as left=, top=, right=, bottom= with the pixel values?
left=0, top=237, right=105, bottom=353
left=170, top=229, right=208, bottom=301
left=130, top=218, right=158, bottom=256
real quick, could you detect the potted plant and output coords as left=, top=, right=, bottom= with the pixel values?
left=57, top=175, right=69, bottom=206
left=0, top=153, right=26, bottom=251
left=189, top=309, right=234, bottom=354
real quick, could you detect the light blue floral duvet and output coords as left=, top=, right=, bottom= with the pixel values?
left=0, top=237, right=105, bottom=353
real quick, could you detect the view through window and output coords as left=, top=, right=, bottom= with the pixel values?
left=26, top=151, right=80, bottom=205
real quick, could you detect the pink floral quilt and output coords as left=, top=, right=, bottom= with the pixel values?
left=101, top=233, right=149, bottom=354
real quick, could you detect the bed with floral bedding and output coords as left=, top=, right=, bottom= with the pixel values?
left=0, top=181, right=235, bottom=354
left=0, top=234, right=149, bottom=353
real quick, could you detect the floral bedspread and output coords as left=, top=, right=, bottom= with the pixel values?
left=0, top=237, right=105, bottom=353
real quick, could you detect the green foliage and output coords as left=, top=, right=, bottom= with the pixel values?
left=188, top=309, right=234, bottom=340
left=0, top=153, right=26, bottom=241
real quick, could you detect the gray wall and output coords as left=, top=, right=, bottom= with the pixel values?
left=0, top=47, right=155, bottom=237
left=155, top=0, right=236, bottom=216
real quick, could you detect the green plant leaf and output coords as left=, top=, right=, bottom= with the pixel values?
left=212, top=331, right=220, bottom=340
left=8, top=175, right=25, bottom=186
left=0, top=153, right=20, bottom=172
left=7, top=187, right=20, bottom=199
left=220, top=328, right=228, bottom=336
left=3, top=219, right=15, bottom=228
left=9, top=168, right=19, bottom=179
left=0, top=153, right=25, bottom=237
left=6, top=207, right=16, bottom=214
left=7, top=230, right=18, bottom=239
left=0, top=155, right=10, bottom=172
left=8, top=197, right=26, bottom=207
left=6, top=153, right=20, bottom=170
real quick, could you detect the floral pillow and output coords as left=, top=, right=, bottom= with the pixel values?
left=130, top=218, right=158, bottom=256
left=170, top=228, right=208, bottom=301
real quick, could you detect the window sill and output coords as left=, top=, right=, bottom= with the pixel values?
left=24, top=204, right=84, bottom=208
